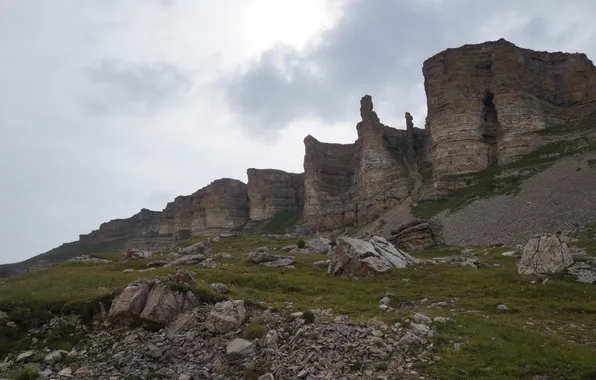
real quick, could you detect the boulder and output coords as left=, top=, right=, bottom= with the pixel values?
left=145, top=260, right=170, bottom=268
left=305, top=237, right=332, bottom=254
left=389, top=219, right=444, bottom=251
left=213, top=252, right=232, bottom=259
left=108, top=280, right=154, bottom=327
left=130, top=249, right=152, bottom=259
left=567, top=259, right=596, bottom=284
left=169, top=254, right=206, bottom=266
left=139, top=283, right=199, bottom=331
left=165, top=308, right=201, bottom=338
left=209, top=283, right=229, bottom=294
left=518, top=234, right=574, bottom=275
left=205, top=300, right=246, bottom=334
left=328, top=236, right=418, bottom=279
left=226, top=338, right=254, bottom=357
left=312, top=260, right=330, bottom=269
left=109, top=277, right=198, bottom=330
left=246, top=250, right=295, bottom=267
left=180, top=240, right=212, bottom=255
left=280, top=245, right=298, bottom=253
left=370, top=236, right=420, bottom=268
left=198, top=258, right=217, bottom=269
left=0, top=310, right=8, bottom=322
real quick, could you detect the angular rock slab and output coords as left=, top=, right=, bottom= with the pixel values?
left=328, top=236, right=418, bottom=279
left=205, top=300, right=246, bottom=334
left=518, top=234, right=573, bottom=275
left=108, top=279, right=198, bottom=330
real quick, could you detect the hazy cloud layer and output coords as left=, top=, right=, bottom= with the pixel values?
left=227, top=0, right=596, bottom=131
left=1, top=0, right=596, bottom=263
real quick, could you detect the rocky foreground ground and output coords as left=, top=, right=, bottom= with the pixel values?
left=1, top=230, right=596, bottom=380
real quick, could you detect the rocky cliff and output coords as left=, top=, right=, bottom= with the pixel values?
left=28, top=38, right=596, bottom=261
left=302, top=95, right=427, bottom=234
left=247, top=169, right=304, bottom=221
left=79, top=179, right=250, bottom=245
left=424, top=38, right=596, bottom=187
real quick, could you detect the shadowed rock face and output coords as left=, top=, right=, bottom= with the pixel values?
left=302, top=95, right=426, bottom=234
left=247, top=168, right=304, bottom=221
left=79, top=178, right=250, bottom=246
left=424, top=38, right=596, bottom=183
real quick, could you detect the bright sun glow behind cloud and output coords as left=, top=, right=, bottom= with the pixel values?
left=245, top=0, right=344, bottom=52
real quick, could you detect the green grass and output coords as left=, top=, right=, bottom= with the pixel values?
left=1, top=234, right=595, bottom=378
left=244, top=210, right=302, bottom=235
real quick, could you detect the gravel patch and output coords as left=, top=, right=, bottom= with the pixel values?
left=437, top=152, right=596, bottom=246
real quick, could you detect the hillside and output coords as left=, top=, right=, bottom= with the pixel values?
left=1, top=229, right=595, bottom=379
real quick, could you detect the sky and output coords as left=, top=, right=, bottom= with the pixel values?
left=1, top=0, right=596, bottom=264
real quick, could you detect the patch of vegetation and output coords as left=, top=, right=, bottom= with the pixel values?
left=296, top=239, right=306, bottom=249
left=302, top=310, right=315, bottom=324
left=25, top=238, right=128, bottom=264
left=244, top=359, right=268, bottom=380
left=588, top=159, right=596, bottom=168
left=375, top=361, right=389, bottom=371
left=247, top=210, right=303, bottom=235
left=16, top=366, right=39, bottom=380
left=242, top=323, right=269, bottom=340
left=413, top=138, right=596, bottom=218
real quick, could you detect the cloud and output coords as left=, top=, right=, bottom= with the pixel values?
left=84, top=61, right=191, bottom=115
left=226, top=0, right=596, bottom=134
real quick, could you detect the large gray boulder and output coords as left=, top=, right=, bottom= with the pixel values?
left=205, top=300, right=246, bottom=334
left=518, top=234, right=574, bottom=275
left=108, top=280, right=154, bottom=326
left=328, top=236, right=419, bottom=279
left=169, top=254, right=206, bottom=266
left=180, top=240, right=212, bottom=255
left=246, top=249, right=295, bottom=267
left=139, top=283, right=199, bottom=331
left=305, top=237, right=332, bottom=254
left=108, top=278, right=198, bottom=330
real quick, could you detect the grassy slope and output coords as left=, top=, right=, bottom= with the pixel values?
left=1, top=235, right=595, bottom=379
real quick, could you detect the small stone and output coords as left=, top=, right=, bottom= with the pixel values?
left=39, top=369, right=53, bottom=378
left=454, top=343, right=464, bottom=352
left=209, top=282, right=229, bottom=294
left=58, top=367, right=72, bottom=377
left=412, top=313, right=432, bottom=325
left=433, top=355, right=441, bottom=362
left=496, top=304, right=510, bottom=311
left=379, top=296, right=391, bottom=305
left=372, top=330, right=384, bottom=337
left=178, top=375, right=191, bottom=380
left=226, top=338, right=254, bottom=357
left=16, top=350, right=34, bottom=362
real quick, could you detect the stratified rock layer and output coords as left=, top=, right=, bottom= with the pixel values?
left=424, top=38, right=596, bottom=182
left=247, top=168, right=304, bottom=220
left=303, top=96, right=426, bottom=234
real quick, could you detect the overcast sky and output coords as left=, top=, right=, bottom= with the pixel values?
left=1, top=0, right=595, bottom=264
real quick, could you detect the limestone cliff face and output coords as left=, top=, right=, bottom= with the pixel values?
left=79, top=179, right=250, bottom=245
left=303, top=96, right=426, bottom=234
left=424, top=38, right=596, bottom=181
left=247, top=169, right=304, bottom=221
left=157, top=178, right=249, bottom=235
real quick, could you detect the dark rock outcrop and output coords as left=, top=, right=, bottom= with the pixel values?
left=389, top=219, right=444, bottom=251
